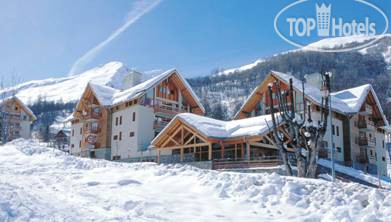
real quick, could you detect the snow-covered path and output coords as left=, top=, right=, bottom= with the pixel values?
left=0, top=140, right=390, bottom=222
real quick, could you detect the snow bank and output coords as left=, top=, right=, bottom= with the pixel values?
left=318, top=158, right=391, bottom=189
left=1, top=139, right=390, bottom=221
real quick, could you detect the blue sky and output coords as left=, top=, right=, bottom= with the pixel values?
left=0, top=0, right=390, bottom=82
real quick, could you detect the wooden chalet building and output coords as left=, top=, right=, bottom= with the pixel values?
left=69, top=69, right=205, bottom=160
left=234, top=71, right=389, bottom=176
left=151, top=113, right=282, bottom=169
left=0, top=97, right=36, bottom=143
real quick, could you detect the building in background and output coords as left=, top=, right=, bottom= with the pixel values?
left=0, top=97, right=37, bottom=143
left=234, top=71, right=389, bottom=176
left=68, top=69, right=205, bottom=160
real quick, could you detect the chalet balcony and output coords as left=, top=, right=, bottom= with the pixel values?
left=153, top=104, right=187, bottom=116
left=357, top=120, right=375, bottom=131
left=359, top=104, right=373, bottom=116
left=82, top=111, right=102, bottom=120
left=358, top=137, right=376, bottom=147
left=154, top=120, right=171, bottom=131
left=84, top=127, right=101, bottom=134
left=356, top=153, right=368, bottom=164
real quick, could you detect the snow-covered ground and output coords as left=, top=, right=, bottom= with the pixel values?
left=1, top=140, right=391, bottom=222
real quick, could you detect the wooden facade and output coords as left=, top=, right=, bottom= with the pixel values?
left=152, top=117, right=281, bottom=164
left=73, top=85, right=111, bottom=152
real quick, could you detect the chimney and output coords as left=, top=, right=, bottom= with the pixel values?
left=122, top=70, right=143, bottom=89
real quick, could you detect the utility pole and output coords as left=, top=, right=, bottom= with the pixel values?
left=326, top=72, right=336, bottom=181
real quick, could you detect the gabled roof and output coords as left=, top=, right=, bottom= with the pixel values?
left=152, top=113, right=279, bottom=144
left=88, top=82, right=120, bottom=106
left=76, top=69, right=205, bottom=113
left=234, top=71, right=388, bottom=126
left=0, top=96, right=37, bottom=121
left=332, top=84, right=389, bottom=127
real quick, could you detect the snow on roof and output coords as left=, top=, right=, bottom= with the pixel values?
left=0, top=96, right=37, bottom=121
left=88, top=82, right=120, bottom=106
left=332, top=84, right=389, bottom=127
left=215, top=59, right=264, bottom=76
left=234, top=71, right=389, bottom=127
left=271, top=71, right=353, bottom=114
left=153, top=113, right=279, bottom=143
left=111, top=69, right=175, bottom=106
left=85, top=69, right=205, bottom=113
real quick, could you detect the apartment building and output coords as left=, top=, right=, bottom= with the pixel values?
left=69, top=69, right=205, bottom=160
left=0, top=97, right=36, bottom=143
left=234, top=71, right=389, bottom=176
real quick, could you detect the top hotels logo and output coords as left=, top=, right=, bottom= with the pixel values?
left=275, top=0, right=389, bottom=52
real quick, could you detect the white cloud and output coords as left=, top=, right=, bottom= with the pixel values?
left=68, top=0, right=161, bottom=76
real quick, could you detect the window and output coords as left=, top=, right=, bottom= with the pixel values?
left=383, top=157, right=386, bottom=161
left=113, top=135, right=118, bottom=140
left=120, top=116, right=122, bottom=125
left=79, top=141, right=81, bottom=147
left=72, top=129, right=74, bottom=136
left=336, top=126, right=339, bottom=136
left=129, top=132, right=135, bottom=137
left=71, top=144, right=74, bottom=148
left=112, top=155, right=121, bottom=160
left=80, top=128, right=82, bottom=135
left=332, top=125, right=335, bottom=135
left=336, top=147, right=341, bottom=153
left=119, top=132, right=122, bottom=141
left=132, top=112, right=136, bottom=122
left=115, top=117, right=118, bottom=126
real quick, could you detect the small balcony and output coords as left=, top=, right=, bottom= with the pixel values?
left=356, top=154, right=368, bottom=164
left=153, top=104, right=187, bottom=116
left=153, top=120, right=171, bottom=131
left=358, top=137, right=376, bottom=147
left=85, top=127, right=101, bottom=134
left=82, top=111, right=102, bottom=120
left=357, top=119, right=375, bottom=131
left=359, top=104, right=373, bottom=116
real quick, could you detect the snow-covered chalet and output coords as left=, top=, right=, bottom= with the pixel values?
left=0, top=97, right=37, bottom=143
left=234, top=71, right=389, bottom=176
left=68, top=69, right=205, bottom=160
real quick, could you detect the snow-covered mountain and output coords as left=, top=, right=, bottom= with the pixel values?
left=0, top=61, right=137, bottom=105
left=190, top=34, right=391, bottom=119
left=215, top=59, right=264, bottom=76
left=302, top=34, right=391, bottom=65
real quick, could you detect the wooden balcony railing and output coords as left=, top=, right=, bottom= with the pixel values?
left=153, top=105, right=187, bottom=115
left=82, top=111, right=102, bottom=120
left=358, top=137, right=376, bottom=147
left=356, top=154, right=368, bottom=164
left=85, top=127, right=101, bottom=134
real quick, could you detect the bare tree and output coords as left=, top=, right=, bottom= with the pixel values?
left=268, top=72, right=331, bottom=178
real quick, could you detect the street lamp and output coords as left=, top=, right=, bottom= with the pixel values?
left=321, top=71, right=335, bottom=181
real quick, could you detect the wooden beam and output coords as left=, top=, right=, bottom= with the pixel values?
left=184, top=135, right=195, bottom=145
left=241, top=143, right=244, bottom=159
left=220, top=142, right=225, bottom=159
left=234, top=144, right=237, bottom=161
left=180, top=147, right=184, bottom=162
left=264, top=135, right=276, bottom=146
left=208, top=143, right=212, bottom=160
left=157, top=150, right=161, bottom=164
left=249, top=142, right=278, bottom=149
left=246, top=142, right=250, bottom=160
left=156, top=143, right=210, bottom=150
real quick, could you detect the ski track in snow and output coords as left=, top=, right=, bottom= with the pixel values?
left=0, top=139, right=390, bottom=222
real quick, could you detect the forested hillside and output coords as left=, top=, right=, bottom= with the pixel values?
left=189, top=49, right=391, bottom=120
